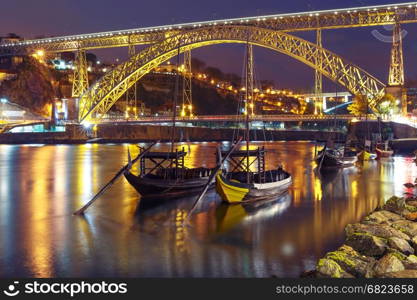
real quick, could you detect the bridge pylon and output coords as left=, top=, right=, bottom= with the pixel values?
left=72, top=49, right=89, bottom=98
left=126, top=43, right=138, bottom=118
left=181, top=50, right=193, bottom=117
left=387, top=22, right=406, bottom=115
left=314, top=29, right=323, bottom=115
left=388, top=22, right=405, bottom=87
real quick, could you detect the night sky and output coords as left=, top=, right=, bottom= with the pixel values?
left=1, top=0, right=416, bottom=92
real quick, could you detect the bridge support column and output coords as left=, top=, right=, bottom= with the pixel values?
left=314, top=29, right=323, bottom=115
left=388, top=22, right=405, bottom=87
left=126, top=43, right=138, bottom=118
left=244, top=43, right=255, bottom=116
left=71, top=49, right=89, bottom=98
left=181, top=50, right=193, bottom=117
left=388, top=22, right=406, bottom=115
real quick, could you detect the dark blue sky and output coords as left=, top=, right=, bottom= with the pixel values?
left=1, top=0, right=416, bottom=92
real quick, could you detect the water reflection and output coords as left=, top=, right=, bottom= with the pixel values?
left=0, top=142, right=413, bottom=277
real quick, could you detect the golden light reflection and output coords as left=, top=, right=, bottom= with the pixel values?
left=314, top=177, right=322, bottom=201
left=27, top=146, right=54, bottom=277
left=351, top=180, right=358, bottom=199
left=76, top=145, right=93, bottom=207
left=2, top=142, right=417, bottom=278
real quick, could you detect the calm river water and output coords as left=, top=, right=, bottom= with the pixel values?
left=0, top=141, right=415, bottom=278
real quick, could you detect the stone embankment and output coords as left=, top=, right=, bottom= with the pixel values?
left=308, top=196, right=417, bottom=278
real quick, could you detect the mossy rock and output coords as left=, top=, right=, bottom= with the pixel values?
left=362, top=210, right=404, bottom=225
left=345, top=232, right=388, bottom=257
left=387, top=237, right=415, bottom=255
left=391, top=220, right=417, bottom=238
left=324, top=246, right=376, bottom=277
left=405, top=205, right=417, bottom=213
left=383, top=196, right=408, bottom=215
left=346, top=223, right=409, bottom=241
left=316, top=258, right=353, bottom=278
left=373, top=253, right=405, bottom=276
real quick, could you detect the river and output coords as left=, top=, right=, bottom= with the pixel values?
left=0, top=141, right=415, bottom=277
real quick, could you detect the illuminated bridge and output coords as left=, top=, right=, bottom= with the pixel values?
left=1, top=2, right=415, bottom=123
left=99, top=114, right=366, bottom=124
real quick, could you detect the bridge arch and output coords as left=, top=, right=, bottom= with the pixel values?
left=79, top=26, right=385, bottom=122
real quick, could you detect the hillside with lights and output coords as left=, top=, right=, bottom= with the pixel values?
left=0, top=52, right=307, bottom=119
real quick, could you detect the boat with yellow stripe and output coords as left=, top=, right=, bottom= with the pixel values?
left=215, top=149, right=292, bottom=204
left=215, top=41, right=292, bottom=204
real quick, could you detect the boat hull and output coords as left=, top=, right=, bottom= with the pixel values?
left=315, top=151, right=357, bottom=169
left=215, top=172, right=292, bottom=204
left=376, top=147, right=394, bottom=159
left=124, top=172, right=210, bottom=208
left=358, top=151, right=377, bottom=161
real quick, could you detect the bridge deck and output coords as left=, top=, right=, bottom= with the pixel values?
left=1, top=2, right=416, bottom=53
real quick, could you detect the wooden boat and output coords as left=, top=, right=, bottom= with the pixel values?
left=124, top=149, right=214, bottom=208
left=123, top=46, right=214, bottom=209
left=215, top=148, right=291, bottom=204
left=315, top=147, right=357, bottom=169
left=375, top=142, right=394, bottom=159
left=215, top=42, right=291, bottom=204
left=357, top=150, right=377, bottom=161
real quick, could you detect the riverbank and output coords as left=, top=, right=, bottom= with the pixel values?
left=306, top=195, right=417, bottom=278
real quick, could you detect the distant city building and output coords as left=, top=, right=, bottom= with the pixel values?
left=0, top=34, right=23, bottom=45
left=0, top=55, right=23, bottom=85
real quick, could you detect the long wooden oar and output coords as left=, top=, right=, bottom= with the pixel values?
left=184, top=137, right=242, bottom=225
left=73, top=141, right=158, bottom=215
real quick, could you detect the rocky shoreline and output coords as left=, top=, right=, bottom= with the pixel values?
left=305, top=195, right=417, bottom=278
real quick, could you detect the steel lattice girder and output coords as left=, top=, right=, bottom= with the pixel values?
left=2, top=3, right=417, bottom=53
left=78, top=26, right=385, bottom=122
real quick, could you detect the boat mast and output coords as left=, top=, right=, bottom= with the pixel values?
left=170, top=47, right=181, bottom=153
left=245, top=41, right=254, bottom=184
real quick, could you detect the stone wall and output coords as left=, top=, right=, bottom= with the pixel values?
left=94, top=124, right=346, bottom=142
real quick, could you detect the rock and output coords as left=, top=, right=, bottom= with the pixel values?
left=324, top=245, right=375, bottom=277
left=406, top=205, right=417, bottom=213
left=383, top=196, right=408, bottom=215
left=363, top=210, right=404, bottom=225
left=316, top=258, right=353, bottom=278
left=405, top=212, right=417, bottom=221
left=406, top=200, right=417, bottom=208
left=373, top=253, right=405, bottom=276
left=345, top=223, right=410, bottom=241
left=407, top=254, right=417, bottom=263
left=388, top=237, right=414, bottom=255
left=385, top=250, right=417, bottom=269
left=403, top=255, right=417, bottom=270
left=377, top=270, right=417, bottom=278
left=391, top=220, right=417, bottom=238
left=412, top=236, right=417, bottom=253
left=345, top=233, right=388, bottom=257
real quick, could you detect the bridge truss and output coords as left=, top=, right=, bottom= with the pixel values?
left=77, top=26, right=386, bottom=122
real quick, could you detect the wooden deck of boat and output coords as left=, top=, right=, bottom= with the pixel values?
left=142, top=151, right=187, bottom=159
left=220, top=149, right=265, bottom=157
